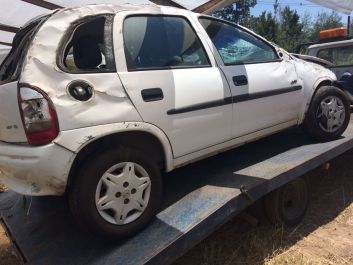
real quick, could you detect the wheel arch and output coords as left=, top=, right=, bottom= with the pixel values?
left=300, top=78, right=337, bottom=124
left=54, top=122, right=175, bottom=188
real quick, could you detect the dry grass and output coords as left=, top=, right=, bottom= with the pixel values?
left=0, top=229, right=20, bottom=265
left=0, top=183, right=5, bottom=193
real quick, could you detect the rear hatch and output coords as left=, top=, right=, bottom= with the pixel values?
left=0, top=15, right=49, bottom=143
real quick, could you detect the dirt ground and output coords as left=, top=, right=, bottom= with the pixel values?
left=1, top=150, right=353, bottom=265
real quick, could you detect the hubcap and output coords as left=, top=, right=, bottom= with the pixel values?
left=316, top=96, right=345, bottom=133
left=95, top=162, right=151, bottom=225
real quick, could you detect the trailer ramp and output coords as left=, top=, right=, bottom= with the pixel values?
left=1, top=121, right=353, bottom=265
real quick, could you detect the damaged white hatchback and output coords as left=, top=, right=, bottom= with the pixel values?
left=0, top=4, right=350, bottom=239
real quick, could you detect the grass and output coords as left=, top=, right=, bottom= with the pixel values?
left=0, top=183, right=5, bottom=193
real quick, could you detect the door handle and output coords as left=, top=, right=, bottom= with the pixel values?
left=141, top=88, right=164, bottom=102
left=233, top=75, right=248, bottom=86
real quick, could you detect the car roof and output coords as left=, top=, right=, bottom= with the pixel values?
left=53, top=3, right=194, bottom=18
left=308, top=38, right=353, bottom=50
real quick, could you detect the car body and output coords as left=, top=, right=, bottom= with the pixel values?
left=0, top=4, right=348, bottom=238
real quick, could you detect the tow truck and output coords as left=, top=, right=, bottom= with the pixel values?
left=294, top=27, right=353, bottom=102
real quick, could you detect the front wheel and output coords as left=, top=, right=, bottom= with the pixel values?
left=304, top=86, right=350, bottom=141
left=68, top=147, right=162, bottom=239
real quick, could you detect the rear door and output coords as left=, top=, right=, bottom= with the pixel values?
left=199, top=17, right=303, bottom=138
left=114, top=12, right=232, bottom=158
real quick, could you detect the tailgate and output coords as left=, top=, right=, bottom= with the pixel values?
left=0, top=81, right=27, bottom=143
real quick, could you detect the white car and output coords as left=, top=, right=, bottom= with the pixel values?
left=0, top=4, right=350, bottom=239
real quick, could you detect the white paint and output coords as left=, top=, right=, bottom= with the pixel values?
left=0, top=141, right=74, bottom=195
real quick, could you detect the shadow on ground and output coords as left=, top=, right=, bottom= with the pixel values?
left=174, top=149, right=353, bottom=265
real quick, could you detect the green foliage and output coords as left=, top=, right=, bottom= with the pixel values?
left=310, top=11, right=343, bottom=40
left=250, top=6, right=304, bottom=51
left=252, top=11, right=278, bottom=42
left=213, top=1, right=345, bottom=53
left=213, top=0, right=257, bottom=28
left=278, top=6, right=304, bottom=51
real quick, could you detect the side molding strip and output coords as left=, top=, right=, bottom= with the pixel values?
left=167, top=85, right=302, bottom=115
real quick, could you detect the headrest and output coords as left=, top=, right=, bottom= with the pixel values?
left=73, top=37, right=102, bottom=69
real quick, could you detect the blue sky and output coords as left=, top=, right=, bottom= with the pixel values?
left=250, top=0, right=350, bottom=24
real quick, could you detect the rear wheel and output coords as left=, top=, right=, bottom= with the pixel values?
left=264, top=177, right=309, bottom=227
left=69, top=146, right=162, bottom=239
left=304, top=86, right=350, bottom=141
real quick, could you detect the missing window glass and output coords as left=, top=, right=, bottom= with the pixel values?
left=59, top=15, right=116, bottom=73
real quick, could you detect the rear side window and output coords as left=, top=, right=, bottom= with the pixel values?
left=123, top=15, right=210, bottom=71
left=317, top=45, right=353, bottom=67
left=0, top=15, right=49, bottom=84
left=199, top=18, right=278, bottom=65
left=59, top=15, right=115, bottom=73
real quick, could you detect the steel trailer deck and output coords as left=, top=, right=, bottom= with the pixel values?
left=2, top=120, right=353, bottom=265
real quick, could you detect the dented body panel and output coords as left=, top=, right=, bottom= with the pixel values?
left=0, top=141, right=74, bottom=195
left=292, top=58, right=337, bottom=122
left=0, top=4, right=339, bottom=196
left=0, top=82, right=27, bottom=142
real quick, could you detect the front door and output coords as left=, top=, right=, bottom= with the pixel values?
left=199, top=17, right=303, bottom=138
left=114, top=12, right=233, bottom=158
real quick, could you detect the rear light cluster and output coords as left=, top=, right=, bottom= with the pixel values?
left=18, top=84, right=59, bottom=145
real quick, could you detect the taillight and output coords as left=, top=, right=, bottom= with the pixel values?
left=18, top=84, right=59, bottom=145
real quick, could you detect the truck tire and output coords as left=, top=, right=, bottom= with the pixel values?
left=304, top=86, right=350, bottom=141
left=264, top=177, right=309, bottom=227
left=68, top=146, right=162, bottom=239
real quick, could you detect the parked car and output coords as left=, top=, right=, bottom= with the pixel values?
left=296, top=27, right=353, bottom=102
left=0, top=4, right=350, bottom=239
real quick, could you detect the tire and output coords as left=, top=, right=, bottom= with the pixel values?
left=264, top=177, right=309, bottom=227
left=304, top=86, right=350, bottom=141
left=68, top=146, right=162, bottom=240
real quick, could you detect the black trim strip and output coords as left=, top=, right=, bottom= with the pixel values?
left=233, top=85, right=302, bottom=103
left=167, top=85, right=302, bottom=115
left=167, top=97, right=231, bottom=115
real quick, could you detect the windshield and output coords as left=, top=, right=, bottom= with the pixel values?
left=0, top=15, right=50, bottom=84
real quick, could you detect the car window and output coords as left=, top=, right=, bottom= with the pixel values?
left=60, top=15, right=115, bottom=73
left=123, top=15, right=210, bottom=71
left=199, top=18, right=278, bottom=65
left=317, top=45, right=353, bottom=67
left=0, top=15, right=49, bottom=84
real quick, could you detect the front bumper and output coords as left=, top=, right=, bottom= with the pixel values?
left=0, top=141, right=75, bottom=196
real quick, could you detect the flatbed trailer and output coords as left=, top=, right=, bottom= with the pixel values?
left=2, top=119, right=353, bottom=265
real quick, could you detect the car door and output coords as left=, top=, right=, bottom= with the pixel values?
left=199, top=17, right=303, bottom=138
left=114, top=12, right=233, bottom=158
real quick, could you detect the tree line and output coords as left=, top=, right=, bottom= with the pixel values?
left=213, top=0, right=344, bottom=52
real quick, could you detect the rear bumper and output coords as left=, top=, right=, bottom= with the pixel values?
left=0, top=141, right=75, bottom=196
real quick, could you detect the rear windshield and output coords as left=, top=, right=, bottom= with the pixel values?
left=0, top=15, right=49, bottom=84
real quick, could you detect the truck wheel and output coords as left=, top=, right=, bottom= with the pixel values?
left=264, top=177, right=309, bottom=227
left=69, top=146, right=162, bottom=239
left=304, top=86, right=350, bottom=141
